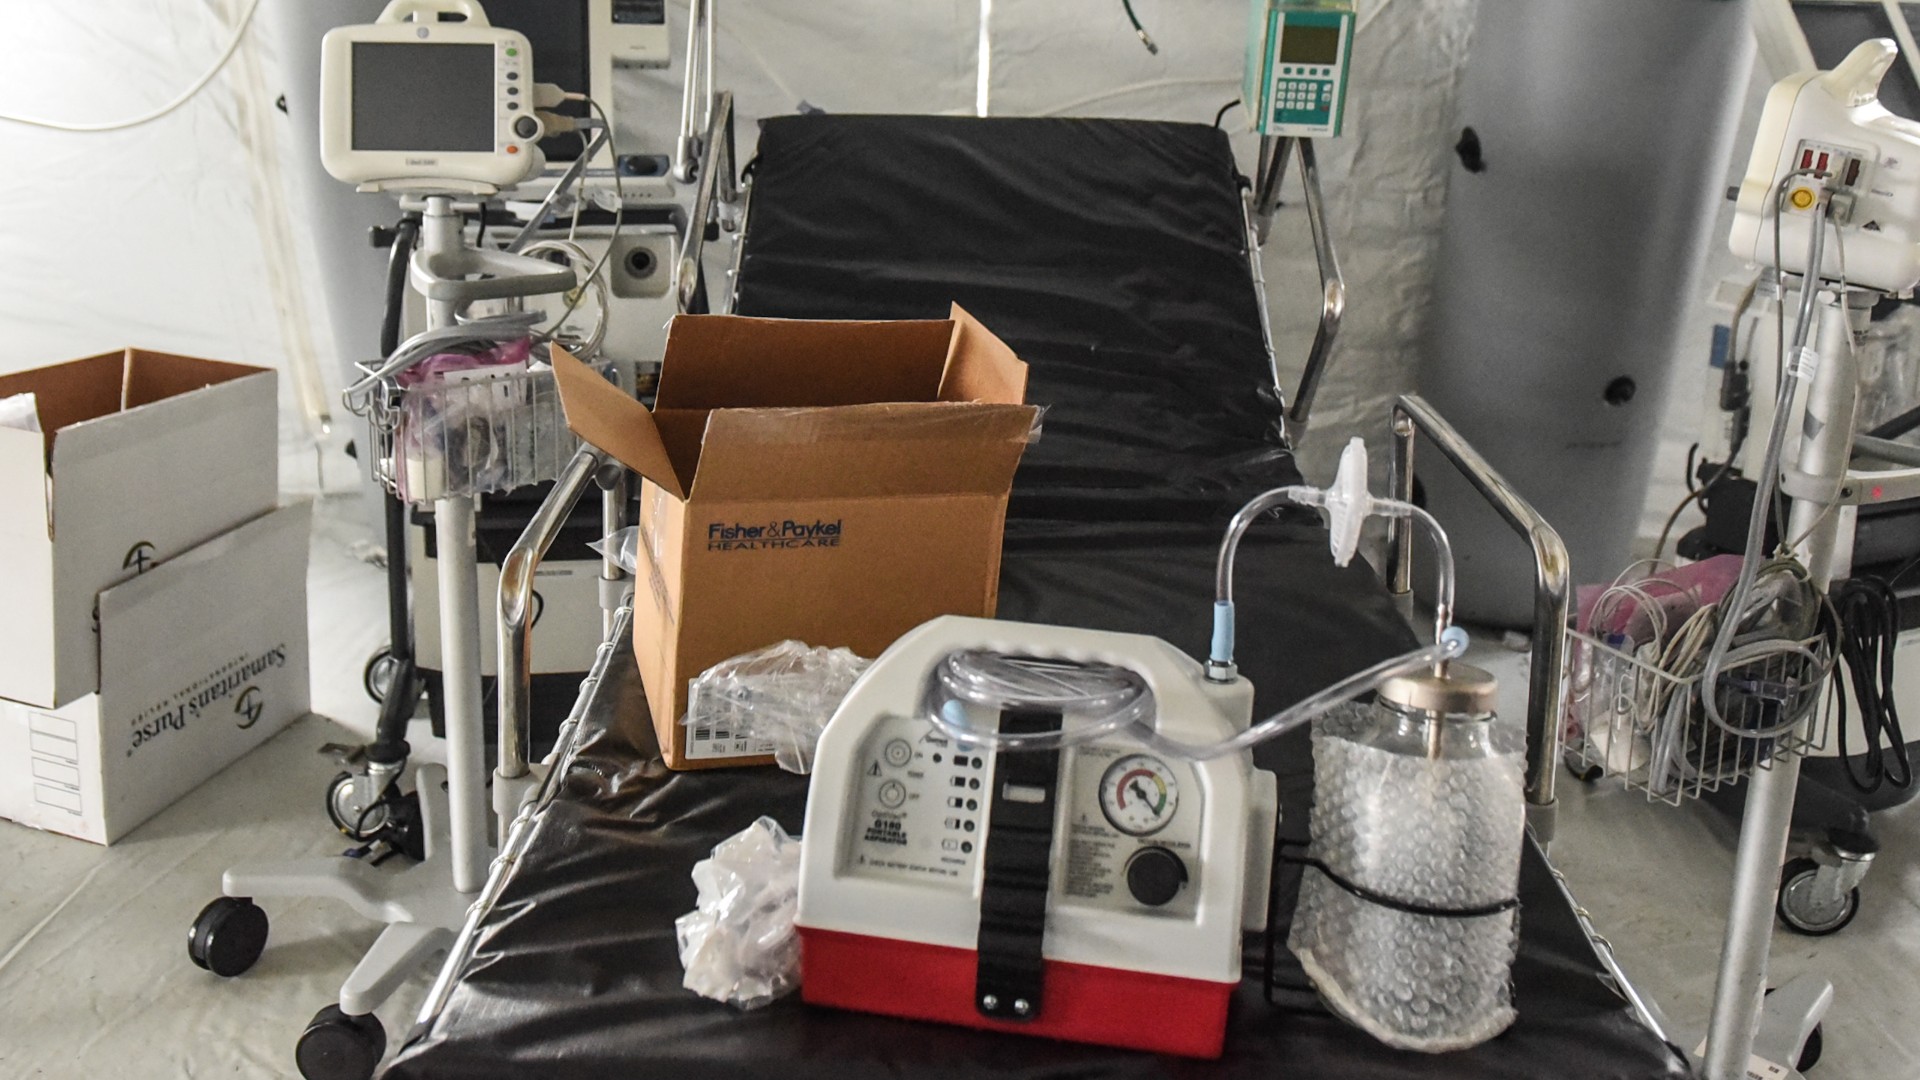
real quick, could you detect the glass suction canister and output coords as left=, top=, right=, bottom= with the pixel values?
left=1288, top=661, right=1527, bottom=1053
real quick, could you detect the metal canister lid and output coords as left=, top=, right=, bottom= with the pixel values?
left=1376, top=662, right=1497, bottom=717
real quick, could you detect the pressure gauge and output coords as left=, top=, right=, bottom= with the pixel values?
left=1099, top=754, right=1179, bottom=836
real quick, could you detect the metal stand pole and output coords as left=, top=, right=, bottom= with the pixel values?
left=432, top=496, right=488, bottom=893
left=420, top=194, right=490, bottom=895
left=1701, top=287, right=1865, bottom=1078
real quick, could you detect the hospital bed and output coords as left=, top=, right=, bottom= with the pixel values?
left=371, top=94, right=1688, bottom=1078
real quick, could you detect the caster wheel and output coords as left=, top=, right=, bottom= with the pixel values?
left=1777, top=857, right=1860, bottom=936
left=1567, top=760, right=1604, bottom=783
left=325, top=772, right=389, bottom=840
left=385, top=790, right=427, bottom=862
left=363, top=647, right=398, bottom=704
left=296, top=1005, right=386, bottom=1080
left=188, top=896, right=268, bottom=977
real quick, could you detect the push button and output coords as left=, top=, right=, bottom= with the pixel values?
left=513, top=115, right=540, bottom=139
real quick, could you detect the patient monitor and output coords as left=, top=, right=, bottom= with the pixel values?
left=320, top=0, right=547, bottom=193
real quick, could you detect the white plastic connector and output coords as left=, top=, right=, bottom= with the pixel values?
left=1321, top=438, right=1373, bottom=567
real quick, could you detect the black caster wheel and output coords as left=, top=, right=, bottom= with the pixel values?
left=363, top=646, right=398, bottom=704
left=385, top=790, right=427, bottom=862
left=188, top=896, right=268, bottom=977
left=1567, top=761, right=1604, bottom=783
left=326, top=771, right=389, bottom=840
left=296, top=1005, right=386, bottom=1080
left=1777, top=857, right=1860, bottom=936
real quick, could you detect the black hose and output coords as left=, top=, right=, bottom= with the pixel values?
left=371, top=215, right=422, bottom=766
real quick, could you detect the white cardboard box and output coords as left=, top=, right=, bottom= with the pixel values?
left=0, top=504, right=312, bottom=845
left=0, top=349, right=278, bottom=710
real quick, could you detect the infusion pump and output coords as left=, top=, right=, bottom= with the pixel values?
left=1730, top=38, right=1920, bottom=294
left=795, top=617, right=1279, bottom=1059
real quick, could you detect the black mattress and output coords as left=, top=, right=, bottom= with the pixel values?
left=734, top=114, right=1296, bottom=524
left=383, top=115, right=1682, bottom=1078
left=385, top=534, right=1684, bottom=1080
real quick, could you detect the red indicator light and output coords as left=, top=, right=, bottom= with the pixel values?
left=1873, top=485, right=1885, bottom=500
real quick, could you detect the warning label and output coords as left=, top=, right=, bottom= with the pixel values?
left=1066, top=826, right=1118, bottom=899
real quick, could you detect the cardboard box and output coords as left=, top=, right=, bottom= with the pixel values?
left=553, top=305, right=1038, bottom=768
left=0, top=349, right=278, bottom=709
left=0, top=504, right=311, bottom=844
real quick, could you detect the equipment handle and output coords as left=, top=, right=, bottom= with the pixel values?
left=379, top=0, right=491, bottom=27
left=1818, top=38, right=1895, bottom=106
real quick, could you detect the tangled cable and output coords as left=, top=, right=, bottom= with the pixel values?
left=1827, top=577, right=1913, bottom=794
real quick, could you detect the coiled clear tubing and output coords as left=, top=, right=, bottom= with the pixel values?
left=922, top=468, right=1467, bottom=759
left=924, top=638, right=1466, bottom=759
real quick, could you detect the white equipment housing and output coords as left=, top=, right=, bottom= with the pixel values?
left=1730, top=39, right=1920, bottom=294
left=594, top=0, right=671, bottom=74
left=320, top=0, right=546, bottom=193
left=795, top=616, right=1279, bottom=1059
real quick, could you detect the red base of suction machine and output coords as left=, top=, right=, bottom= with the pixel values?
left=797, top=926, right=1235, bottom=1058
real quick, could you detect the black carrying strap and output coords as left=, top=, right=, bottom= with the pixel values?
left=974, top=709, right=1064, bottom=1022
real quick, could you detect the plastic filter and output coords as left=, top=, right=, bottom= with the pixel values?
left=1287, top=670, right=1526, bottom=1053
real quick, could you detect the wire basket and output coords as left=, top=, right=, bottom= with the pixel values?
left=358, top=356, right=619, bottom=503
left=1561, top=628, right=1832, bottom=806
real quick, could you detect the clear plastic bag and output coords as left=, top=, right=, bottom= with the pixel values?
left=674, top=816, right=804, bottom=1009
left=589, top=526, right=643, bottom=575
left=684, top=641, right=872, bottom=773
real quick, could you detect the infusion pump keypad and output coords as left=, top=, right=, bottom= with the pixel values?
left=843, top=717, right=1202, bottom=919
left=1272, top=66, right=1336, bottom=126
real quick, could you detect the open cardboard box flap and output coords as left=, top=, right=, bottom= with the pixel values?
left=692, top=402, right=1037, bottom=501
left=0, top=349, right=265, bottom=470
left=551, top=304, right=1035, bottom=503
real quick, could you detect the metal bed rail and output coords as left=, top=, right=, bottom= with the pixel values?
left=495, top=82, right=738, bottom=796
left=1386, top=394, right=1571, bottom=842
left=494, top=445, right=624, bottom=812
left=424, top=606, right=634, bottom=1027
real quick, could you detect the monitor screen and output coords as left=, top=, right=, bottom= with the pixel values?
left=351, top=42, right=495, bottom=153
left=1278, top=25, right=1341, bottom=65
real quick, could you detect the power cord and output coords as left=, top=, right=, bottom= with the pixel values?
left=1122, top=0, right=1159, bottom=55
left=1828, top=577, right=1913, bottom=794
left=0, top=0, right=264, bottom=132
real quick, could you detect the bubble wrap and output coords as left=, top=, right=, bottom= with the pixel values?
left=1288, top=706, right=1526, bottom=1052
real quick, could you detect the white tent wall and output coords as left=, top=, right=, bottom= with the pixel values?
left=0, top=0, right=339, bottom=498
left=0, top=0, right=1475, bottom=516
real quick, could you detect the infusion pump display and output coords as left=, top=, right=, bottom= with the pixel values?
left=841, top=715, right=1204, bottom=918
